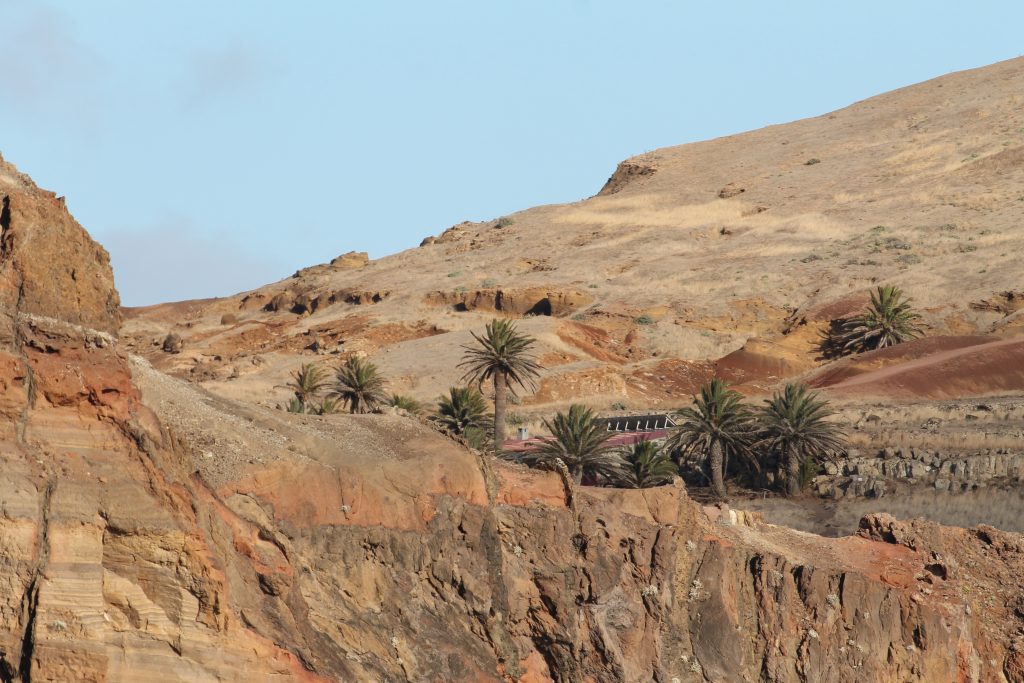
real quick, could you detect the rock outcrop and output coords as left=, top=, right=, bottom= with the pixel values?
left=123, top=57, right=1024, bottom=418
left=598, top=160, right=657, bottom=196
left=425, top=287, right=592, bottom=317
left=2, top=284, right=1022, bottom=680
left=0, top=157, right=321, bottom=681
left=329, top=251, right=369, bottom=269
left=9, top=62, right=1024, bottom=679
left=814, top=446, right=1024, bottom=499
left=0, top=155, right=121, bottom=333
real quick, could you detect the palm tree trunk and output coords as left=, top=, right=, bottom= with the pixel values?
left=786, top=445, right=801, bottom=496
left=573, top=466, right=583, bottom=486
left=493, top=371, right=507, bottom=451
left=709, top=440, right=727, bottom=499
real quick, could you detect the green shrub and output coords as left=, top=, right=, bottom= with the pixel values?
left=389, top=394, right=423, bottom=414
left=313, top=397, right=341, bottom=415
left=505, top=411, right=526, bottom=426
left=464, top=426, right=490, bottom=450
left=805, top=158, right=821, bottom=166
left=884, top=237, right=912, bottom=250
left=494, top=216, right=514, bottom=229
left=634, top=314, right=655, bottom=325
left=798, top=456, right=822, bottom=491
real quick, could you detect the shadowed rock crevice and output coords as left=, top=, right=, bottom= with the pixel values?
left=426, top=287, right=592, bottom=318
left=0, top=196, right=12, bottom=260
left=17, top=480, right=54, bottom=683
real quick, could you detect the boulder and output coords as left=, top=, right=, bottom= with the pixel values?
left=717, top=182, right=746, bottom=199
left=330, top=251, right=369, bottom=269
left=264, top=291, right=294, bottom=312
left=161, top=332, right=183, bottom=353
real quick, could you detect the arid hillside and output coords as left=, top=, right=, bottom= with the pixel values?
left=124, top=57, right=1024, bottom=421
left=2, top=57, right=1024, bottom=679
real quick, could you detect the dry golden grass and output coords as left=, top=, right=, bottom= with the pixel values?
left=123, top=56, right=1024, bottom=416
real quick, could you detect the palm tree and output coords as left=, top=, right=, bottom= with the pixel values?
left=758, top=383, right=846, bottom=496
left=388, top=394, right=423, bottom=415
left=282, top=363, right=330, bottom=412
left=621, top=440, right=677, bottom=488
left=434, top=387, right=490, bottom=436
left=516, top=404, right=624, bottom=485
left=459, top=319, right=541, bottom=450
left=835, top=285, right=923, bottom=355
left=669, top=379, right=756, bottom=499
left=329, top=356, right=387, bottom=414
left=313, top=397, right=341, bottom=415
left=283, top=397, right=306, bottom=414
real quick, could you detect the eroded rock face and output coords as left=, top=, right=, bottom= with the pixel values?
left=0, top=160, right=324, bottom=681
left=2, top=154, right=1023, bottom=682
left=0, top=156, right=120, bottom=334
left=598, top=160, right=657, bottom=196
left=329, top=250, right=369, bottom=269
left=425, top=287, right=592, bottom=317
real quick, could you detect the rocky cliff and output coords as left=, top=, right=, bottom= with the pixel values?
left=1, top=156, right=1023, bottom=681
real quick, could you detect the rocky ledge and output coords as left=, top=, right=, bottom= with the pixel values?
left=0, top=155, right=1022, bottom=682
left=815, top=447, right=1024, bottom=499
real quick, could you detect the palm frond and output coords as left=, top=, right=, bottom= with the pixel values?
left=668, top=379, right=758, bottom=468
left=433, top=387, right=491, bottom=435
left=328, top=356, right=387, bottom=414
left=513, top=404, right=626, bottom=485
left=620, top=440, right=677, bottom=488
left=388, top=394, right=423, bottom=414
left=280, top=363, right=330, bottom=409
left=833, top=285, right=923, bottom=355
left=283, top=397, right=306, bottom=414
left=314, top=397, right=341, bottom=415
left=757, top=383, right=846, bottom=494
left=458, top=319, right=541, bottom=394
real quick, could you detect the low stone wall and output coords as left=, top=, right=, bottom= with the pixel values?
left=813, top=446, right=1024, bottom=499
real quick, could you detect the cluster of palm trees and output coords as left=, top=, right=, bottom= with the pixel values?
left=674, top=380, right=845, bottom=497
left=515, top=404, right=679, bottom=489
left=279, top=319, right=540, bottom=455
left=281, top=356, right=387, bottom=415
left=280, top=284, right=920, bottom=497
left=511, top=380, right=845, bottom=497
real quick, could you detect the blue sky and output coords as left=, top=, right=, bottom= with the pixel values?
left=2, top=1, right=1022, bottom=305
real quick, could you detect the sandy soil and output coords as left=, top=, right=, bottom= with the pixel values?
left=122, top=57, right=1024, bottom=431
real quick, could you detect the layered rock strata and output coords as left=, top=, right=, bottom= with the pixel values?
left=1, top=156, right=1023, bottom=682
